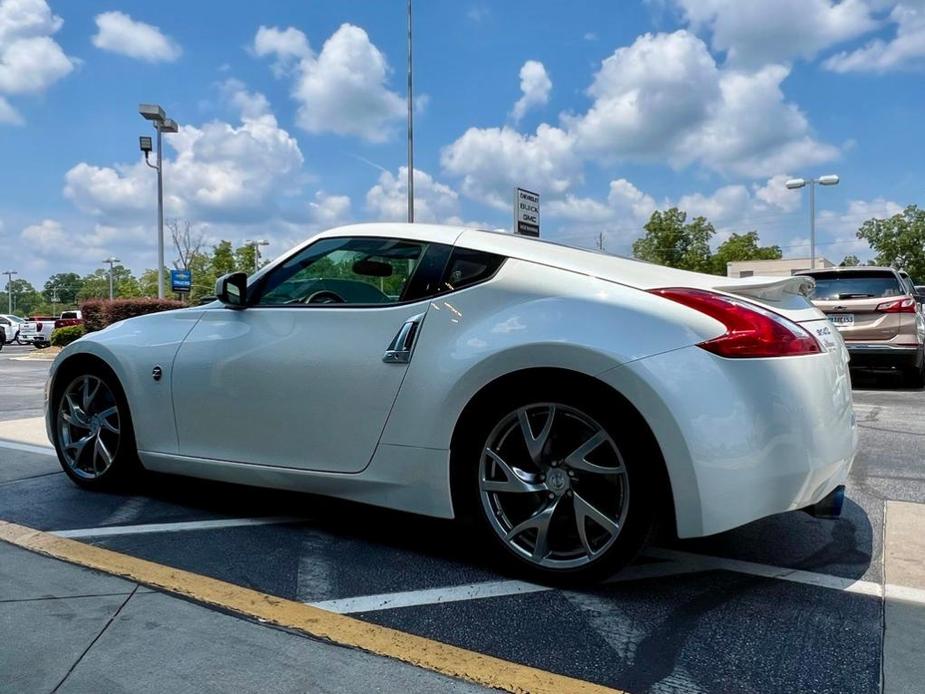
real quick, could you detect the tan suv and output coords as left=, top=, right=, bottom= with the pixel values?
left=798, top=267, right=925, bottom=386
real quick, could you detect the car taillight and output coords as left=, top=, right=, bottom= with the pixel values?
left=649, top=287, right=821, bottom=358
left=35, top=322, right=42, bottom=331
left=875, top=296, right=916, bottom=313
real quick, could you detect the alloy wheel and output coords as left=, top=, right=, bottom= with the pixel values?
left=479, top=403, right=629, bottom=570
left=57, top=375, right=121, bottom=479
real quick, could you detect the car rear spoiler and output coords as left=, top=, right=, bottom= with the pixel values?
left=714, top=275, right=816, bottom=302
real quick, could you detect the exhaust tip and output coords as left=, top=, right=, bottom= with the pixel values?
left=804, top=485, right=845, bottom=519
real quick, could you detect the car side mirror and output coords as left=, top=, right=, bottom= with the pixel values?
left=215, top=272, right=248, bottom=308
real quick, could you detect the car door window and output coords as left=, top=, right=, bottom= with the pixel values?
left=253, top=237, right=441, bottom=306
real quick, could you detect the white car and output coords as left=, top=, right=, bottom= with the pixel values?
left=0, top=314, right=24, bottom=344
left=45, top=224, right=857, bottom=580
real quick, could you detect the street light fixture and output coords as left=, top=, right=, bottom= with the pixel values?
left=139, top=103, right=179, bottom=299
left=102, top=256, right=120, bottom=301
left=784, top=174, right=840, bottom=269
left=2, top=270, right=17, bottom=314
left=243, top=240, right=270, bottom=273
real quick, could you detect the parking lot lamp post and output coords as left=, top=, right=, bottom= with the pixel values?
left=785, top=175, right=840, bottom=270
left=2, top=270, right=16, bottom=314
left=407, top=0, right=414, bottom=223
left=243, top=240, right=269, bottom=273
left=139, top=104, right=179, bottom=299
left=102, top=256, right=120, bottom=301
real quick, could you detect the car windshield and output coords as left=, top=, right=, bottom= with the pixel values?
left=806, top=272, right=904, bottom=300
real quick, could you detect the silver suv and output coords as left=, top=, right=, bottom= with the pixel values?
left=798, top=267, right=925, bottom=386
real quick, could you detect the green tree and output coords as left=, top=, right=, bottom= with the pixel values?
left=139, top=268, right=171, bottom=297
left=235, top=244, right=258, bottom=274
left=43, top=272, right=84, bottom=306
left=78, top=266, right=141, bottom=301
left=633, top=208, right=715, bottom=273
left=856, top=205, right=925, bottom=281
left=1, top=278, right=41, bottom=316
left=211, top=241, right=236, bottom=277
left=710, top=231, right=782, bottom=275
left=840, top=255, right=861, bottom=267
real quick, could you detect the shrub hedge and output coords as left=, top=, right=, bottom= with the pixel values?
left=51, top=325, right=86, bottom=347
left=80, top=298, right=184, bottom=333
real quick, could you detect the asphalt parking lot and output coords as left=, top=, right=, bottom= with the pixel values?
left=1, top=343, right=923, bottom=693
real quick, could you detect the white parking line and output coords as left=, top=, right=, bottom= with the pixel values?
left=0, top=438, right=55, bottom=457
left=40, top=511, right=925, bottom=609
left=646, top=547, right=889, bottom=600
left=52, top=516, right=303, bottom=538
left=308, top=560, right=706, bottom=614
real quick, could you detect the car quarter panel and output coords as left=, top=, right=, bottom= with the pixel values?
left=598, top=344, right=857, bottom=538
left=380, top=257, right=725, bottom=452
left=47, top=309, right=205, bottom=454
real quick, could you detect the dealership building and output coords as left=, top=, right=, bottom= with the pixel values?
left=726, top=257, right=835, bottom=278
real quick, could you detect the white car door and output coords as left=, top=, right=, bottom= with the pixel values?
left=171, top=236, right=451, bottom=474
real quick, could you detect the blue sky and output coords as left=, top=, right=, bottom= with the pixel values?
left=1, top=0, right=924, bottom=285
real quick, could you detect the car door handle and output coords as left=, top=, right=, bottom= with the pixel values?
left=383, top=313, right=425, bottom=364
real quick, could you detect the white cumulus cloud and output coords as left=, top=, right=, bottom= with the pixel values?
left=442, top=29, right=839, bottom=209
left=670, top=0, right=879, bottom=67
left=511, top=60, right=551, bottom=122
left=308, top=191, right=352, bottom=228
left=0, top=0, right=73, bottom=124
left=64, top=81, right=303, bottom=223
left=824, top=2, right=925, bottom=73
left=440, top=124, right=582, bottom=210
left=567, top=31, right=839, bottom=176
left=366, top=167, right=461, bottom=224
left=254, top=23, right=406, bottom=142
left=92, top=11, right=181, bottom=63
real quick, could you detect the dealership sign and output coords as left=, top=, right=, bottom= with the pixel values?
left=514, top=187, right=540, bottom=237
left=171, top=269, right=192, bottom=293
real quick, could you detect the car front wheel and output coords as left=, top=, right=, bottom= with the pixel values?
left=53, top=369, right=141, bottom=489
left=466, top=390, right=656, bottom=583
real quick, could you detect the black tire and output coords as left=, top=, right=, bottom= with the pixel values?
left=905, top=355, right=925, bottom=389
left=51, top=364, right=142, bottom=490
left=455, top=382, right=658, bottom=584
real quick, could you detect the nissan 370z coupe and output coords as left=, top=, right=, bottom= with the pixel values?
left=46, top=224, right=858, bottom=581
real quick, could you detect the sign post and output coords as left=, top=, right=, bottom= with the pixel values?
left=514, top=187, right=540, bottom=237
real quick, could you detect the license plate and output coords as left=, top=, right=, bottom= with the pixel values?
left=827, top=313, right=854, bottom=327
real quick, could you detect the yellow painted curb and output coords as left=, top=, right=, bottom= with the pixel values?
left=0, top=521, right=621, bottom=694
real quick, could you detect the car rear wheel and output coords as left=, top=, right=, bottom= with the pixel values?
left=53, top=369, right=141, bottom=489
left=463, top=388, right=656, bottom=583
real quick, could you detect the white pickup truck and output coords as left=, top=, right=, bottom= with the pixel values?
left=19, top=316, right=56, bottom=348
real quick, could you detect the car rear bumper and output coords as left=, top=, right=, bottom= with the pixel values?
left=846, top=344, right=922, bottom=369
left=598, top=341, right=857, bottom=538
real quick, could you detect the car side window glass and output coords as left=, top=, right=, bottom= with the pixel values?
left=402, top=243, right=453, bottom=302
left=440, top=248, right=505, bottom=293
left=253, top=237, right=427, bottom=306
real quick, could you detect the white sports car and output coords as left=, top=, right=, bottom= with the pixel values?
left=46, top=224, right=857, bottom=580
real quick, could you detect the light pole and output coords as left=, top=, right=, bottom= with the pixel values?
left=243, top=240, right=269, bottom=273
left=407, top=0, right=414, bottom=223
left=102, top=256, right=120, bottom=301
left=2, top=270, right=17, bottom=314
left=139, top=104, right=179, bottom=299
left=785, top=174, right=840, bottom=269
